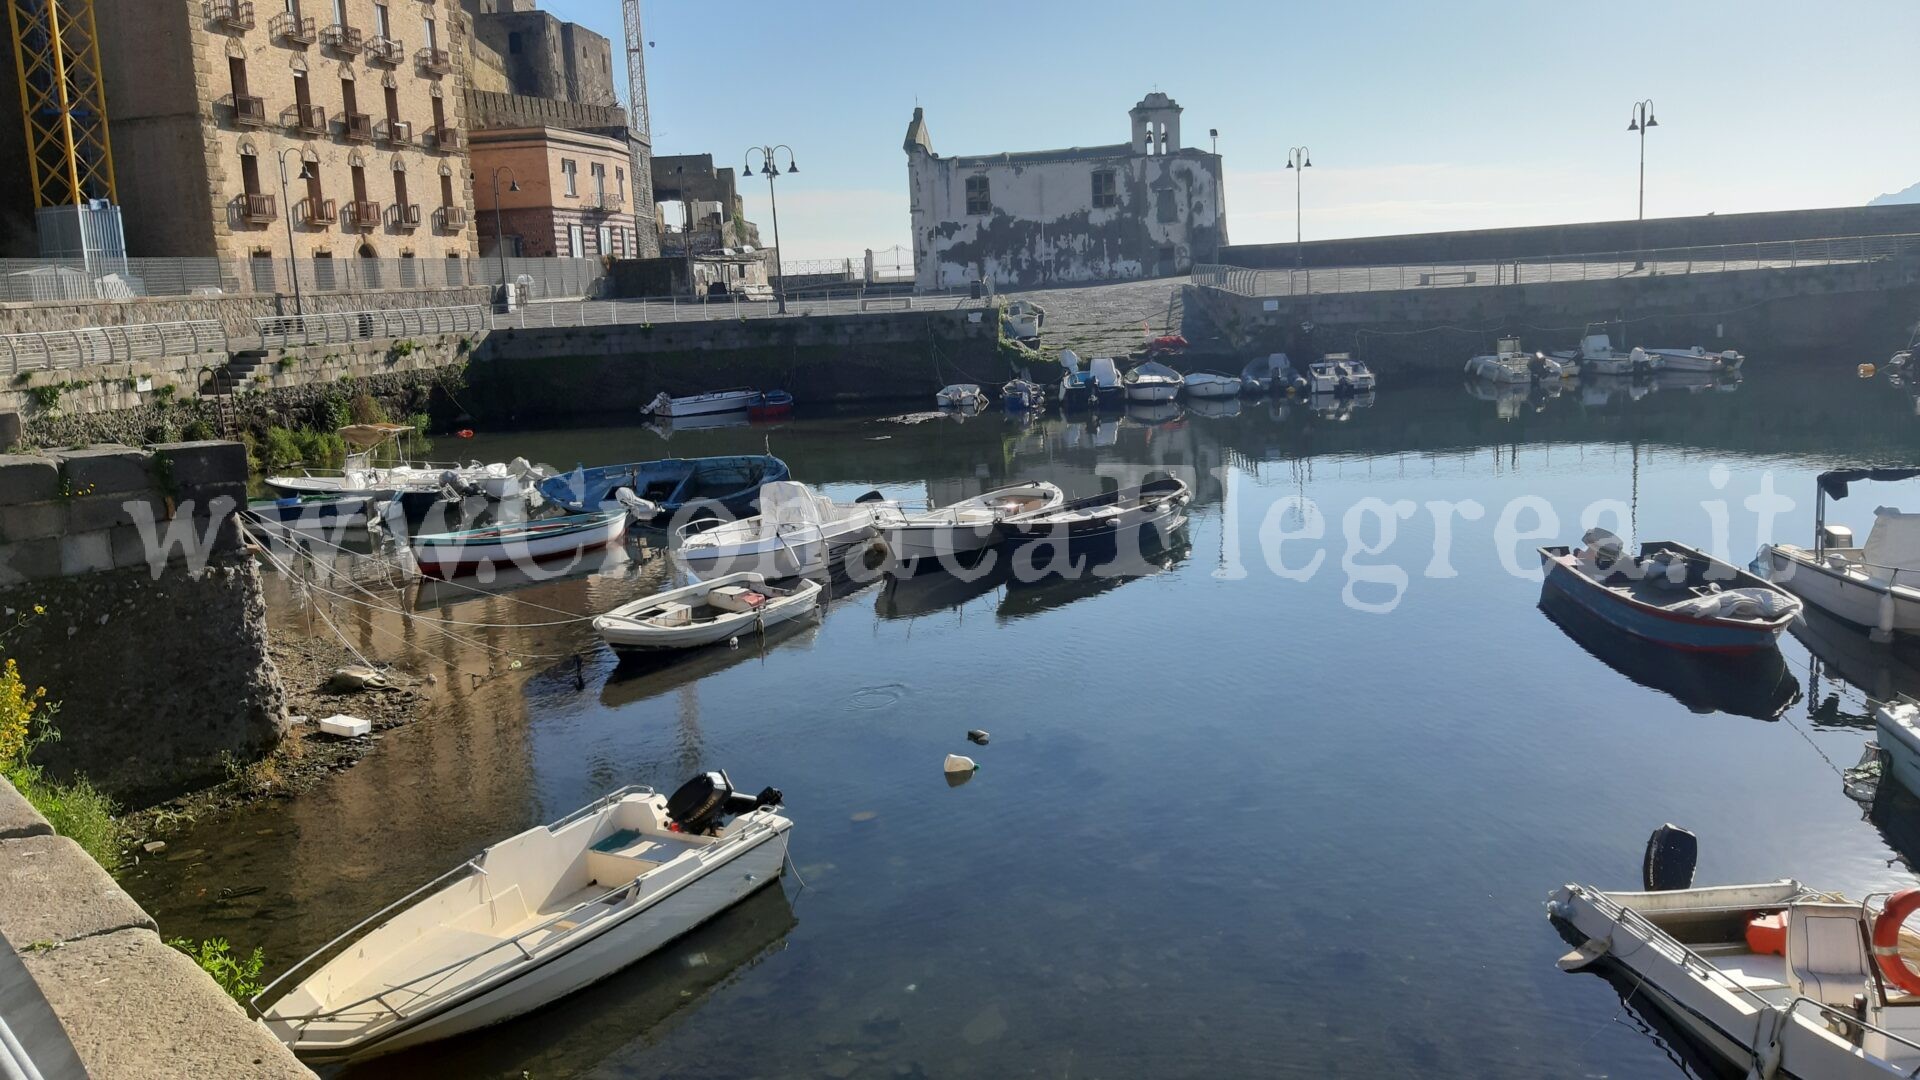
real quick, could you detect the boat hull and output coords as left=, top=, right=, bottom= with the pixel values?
left=1124, top=382, right=1179, bottom=403
left=1762, top=545, right=1920, bottom=638
left=596, top=587, right=819, bottom=651
left=1183, top=378, right=1241, bottom=399
left=331, top=829, right=789, bottom=1062
left=655, top=391, right=760, bottom=418
left=245, top=496, right=371, bottom=529
left=676, top=518, right=877, bottom=580
left=1539, top=551, right=1791, bottom=654
left=413, top=513, right=628, bottom=580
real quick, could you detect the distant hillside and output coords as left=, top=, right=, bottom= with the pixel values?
left=1870, top=181, right=1920, bottom=206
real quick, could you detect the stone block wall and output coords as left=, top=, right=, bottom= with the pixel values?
left=0, top=284, right=492, bottom=339
left=0, top=442, right=287, bottom=804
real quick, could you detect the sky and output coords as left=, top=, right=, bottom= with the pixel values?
left=541, top=0, right=1920, bottom=262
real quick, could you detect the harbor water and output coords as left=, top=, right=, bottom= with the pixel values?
left=122, top=362, right=1920, bottom=1077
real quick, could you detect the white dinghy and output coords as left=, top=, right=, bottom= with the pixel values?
left=1643, top=344, right=1744, bottom=372
left=642, top=388, right=761, bottom=418
left=1182, top=371, right=1243, bottom=399
left=674, top=482, right=902, bottom=579
left=593, top=572, right=822, bottom=652
left=935, top=384, right=986, bottom=410
left=255, top=775, right=791, bottom=1064
left=1122, top=361, right=1182, bottom=402
left=879, top=481, right=1064, bottom=573
left=1465, top=338, right=1562, bottom=384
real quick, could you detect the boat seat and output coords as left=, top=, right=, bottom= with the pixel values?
left=708, top=586, right=768, bottom=615
left=1786, top=902, right=1872, bottom=1008
left=645, top=602, right=694, bottom=628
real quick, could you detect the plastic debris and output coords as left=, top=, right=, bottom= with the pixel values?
left=966, top=729, right=990, bottom=745
left=944, top=754, right=978, bottom=774
left=142, top=841, right=167, bottom=855
left=1845, top=743, right=1884, bottom=804
left=329, top=665, right=390, bottom=692
left=319, top=714, right=372, bottom=738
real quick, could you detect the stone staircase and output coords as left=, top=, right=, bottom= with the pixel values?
left=200, top=350, right=267, bottom=398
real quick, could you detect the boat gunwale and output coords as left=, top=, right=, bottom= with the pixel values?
left=410, top=510, right=626, bottom=547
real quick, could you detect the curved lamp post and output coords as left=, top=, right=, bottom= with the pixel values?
left=1628, top=100, right=1657, bottom=270
left=743, top=144, right=797, bottom=314
left=490, top=165, right=520, bottom=308
left=276, top=147, right=317, bottom=315
left=1285, top=146, right=1312, bottom=269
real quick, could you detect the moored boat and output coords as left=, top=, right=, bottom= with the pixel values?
left=254, top=776, right=791, bottom=1063
left=1122, top=361, right=1182, bottom=403
left=537, top=455, right=790, bottom=524
left=1057, top=350, right=1096, bottom=411
left=1878, top=697, right=1920, bottom=796
left=1308, top=353, right=1377, bottom=394
left=879, top=481, right=1064, bottom=574
left=1758, top=469, right=1920, bottom=642
left=747, top=390, right=793, bottom=421
left=1087, top=356, right=1125, bottom=406
left=411, top=510, right=628, bottom=580
left=593, top=573, right=822, bottom=651
left=1643, top=345, right=1744, bottom=372
left=935, top=384, right=986, bottom=410
left=1182, top=371, right=1242, bottom=398
left=1548, top=333, right=1661, bottom=376
left=1540, top=529, right=1799, bottom=653
left=1000, top=476, right=1191, bottom=578
left=642, top=388, right=761, bottom=418
left=1465, top=338, right=1562, bottom=385
left=1001, top=379, right=1043, bottom=411
left=673, top=482, right=900, bottom=579
left=244, top=493, right=372, bottom=529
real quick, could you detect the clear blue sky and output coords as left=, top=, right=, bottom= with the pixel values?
left=542, top=0, right=1920, bottom=261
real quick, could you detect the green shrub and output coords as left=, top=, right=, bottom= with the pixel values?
left=6, top=762, right=117, bottom=869
left=165, top=938, right=266, bottom=1004
left=181, top=419, right=216, bottom=441
left=348, top=391, right=388, bottom=425
left=262, top=426, right=302, bottom=468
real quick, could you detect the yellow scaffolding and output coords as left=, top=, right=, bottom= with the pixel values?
left=6, top=0, right=115, bottom=208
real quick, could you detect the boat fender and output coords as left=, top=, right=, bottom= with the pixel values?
left=1745, top=1007, right=1784, bottom=1080
left=1871, top=890, right=1920, bottom=995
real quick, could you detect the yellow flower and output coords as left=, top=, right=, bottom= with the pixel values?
left=31, top=605, right=44, bottom=616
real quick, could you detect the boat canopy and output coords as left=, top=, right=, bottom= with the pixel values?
left=1818, top=468, right=1920, bottom=501
left=337, top=423, right=413, bottom=448
left=759, top=481, right=832, bottom=529
left=1865, top=508, right=1920, bottom=572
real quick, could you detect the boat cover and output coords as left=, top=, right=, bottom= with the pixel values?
left=1817, top=468, right=1920, bottom=500
left=1668, top=587, right=1800, bottom=620
left=1864, top=508, right=1920, bottom=574
left=760, top=481, right=833, bottom=529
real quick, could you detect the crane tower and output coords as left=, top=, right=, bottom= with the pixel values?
left=621, top=0, right=657, bottom=257
left=5, top=0, right=114, bottom=208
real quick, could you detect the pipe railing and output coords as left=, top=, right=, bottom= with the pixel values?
left=488, top=291, right=984, bottom=331
left=0, top=320, right=228, bottom=376
left=254, top=305, right=487, bottom=348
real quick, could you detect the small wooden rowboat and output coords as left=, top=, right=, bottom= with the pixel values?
left=410, top=510, right=628, bottom=580
left=593, top=572, right=822, bottom=652
left=1538, top=530, right=1800, bottom=654
left=244, top=494, right=372, bottom=529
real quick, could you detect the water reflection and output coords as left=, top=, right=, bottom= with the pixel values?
left=1792, top=605, right=1920, bottom=711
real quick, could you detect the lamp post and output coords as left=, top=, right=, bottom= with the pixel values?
left=1628, top=100, right=1657, bottom=271
left=275, top=148, right=315, bottom=315
left=1285, top=146, right=1311, bottom=268
left=1209, top=128, right=1218, bottom=155
left=489, top=165, right=520, bottom=309
left=743, top=144, right=797, bottom=314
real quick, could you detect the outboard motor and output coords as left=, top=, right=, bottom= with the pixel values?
left=439, top=470, right=483, bottom=499
left=1581, top=527, right=1628, bottom=572
left=1643, top=823, right=1698, bottom=892
left=666, top=771, right=783, bottom=836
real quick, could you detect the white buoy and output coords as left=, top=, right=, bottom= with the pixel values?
left=943, top=754, right=978, bottom=774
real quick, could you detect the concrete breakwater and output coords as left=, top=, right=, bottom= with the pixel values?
left=0, top=777, right=311, bottom=1079
left=0, top=442, right=286, bottom=804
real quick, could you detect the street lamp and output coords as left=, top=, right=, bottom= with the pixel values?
left=743, top=144, right=798, bottom=314
left=1285, top=146, right=1311, bottom=268
left=489, top=165, right=520, bottom=309
left=1209, top=128, right=1219, bottom=155
left=1628, top=100, right=1658, bottom=270
left=276, top=148, right=316, bottom=316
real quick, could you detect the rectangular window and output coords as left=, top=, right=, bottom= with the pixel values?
left=598, top=225, right=611, bottom=254
left=964, top=175, right=990, bottom=216
left=615, top=167, right=625, bottom=200
left=1156, top=187, right=1177, bottom=223
left=430, top=94, right=445, bottom=132
left=228, top=56, right=248, bottom=98
left=567, top=224, right=584, bottom=258
left=240, top=153, right=261, bottom=197
left=284, top=0, right=299, bottom=14
left=423, top=15, right=436, bottom=49
left=351, top=164, right=368, bottom=203
left=293, top=70, right=311, bottom=109
left=305, top=167, right=323, bottom=207
left=508, top=31, right=522, bottom=54
left=1092, top=170, right=1118, bottom=209
left=439, top=171, right=453, bottom=208
left=384, top=85, right=400, bottom=126
left=331, top=0, right=345, bottom=24
left=393, top=169, right=408, bottom=208
left=341, top=77, right=357, bottom=117
left=561, top=159, right=578, bottom=197
left=590, top=162, right=605, bottom=200
left=373, top=1, right=389, bottom=38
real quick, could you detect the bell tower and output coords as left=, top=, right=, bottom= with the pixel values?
left=1129, top=92, right=1182, bottom=156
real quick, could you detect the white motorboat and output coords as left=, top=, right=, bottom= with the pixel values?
left=1182, top=370, right=1243, bottom=399
left=880, top=481, right=1065, bottom=572
left=265, top=425, right=541, bottom=501
left=935, top=384, right=986, bottom=410
left=593, top=572, right=821, bottom=651
left=1122, top=361, right=1182, bottom=402
left=1643, top=345, right=1744, bottom=372
left=1549, top=333, right=1661, bottom=377
left=1002, top=299, right=1044, bottom=343
left=673, top=482, right=900, bottom=579
left=642, top=388, right=761, bottom=418
left=1758, top=469, right=1920, bottom=642
left=1551, top=871, right=1920, bottom=1078
left=1308, top=353, right=1378, bottom=394
left=1087, top=356, right=1125, bottom=405
left=410, top=510, right=629, bottom=580
left=1878, top=697, right=1920, bottom=796
left=255, top=776, right=791, bottom=1063
left=1465, top=338, right=1564, bottom=384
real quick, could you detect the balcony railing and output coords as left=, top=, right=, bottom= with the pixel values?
left=585, top=192, right=624, bottom=213
left=376, top=118, right=412, bottom=146
left=241, top=193, right=276, bottom=225
left=321, top=23, right=361, bottom=53
left=392, top=203, right=423, bottom=231
left=271, top=11, right=315, bottom=43
left=208, top=0, right=254, bottom=31
left=435, top=206, right=468, bottom=232
left=342, top=112, right=373, bottom=143
left=366, top=36, right=404, bottom=65
left=428, top=125, right=460, bottom=152
left=344, top=200, right=380, bottom=230
left=228, top=93, right=267, bottom=128
left=301, top=198, right=337, bottom=226
left=415, top=47, right=451, bottom=75
left=288, top=103, right=327, bottom=135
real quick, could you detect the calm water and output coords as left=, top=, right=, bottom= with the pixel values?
left=123, top=361, right=1920, bottom=1078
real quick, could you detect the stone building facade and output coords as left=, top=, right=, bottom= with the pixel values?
left=903, top=92, right=1227, bottom=291
left=45, top=0, right=485, bottom=262
left=470, top=126, right=642, bottom=258
left=653, top=153, right=759, bottom=252
left=461, top=2, right=616, bottom=106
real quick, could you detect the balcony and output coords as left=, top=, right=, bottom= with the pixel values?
left=415, top=46, right=451, bottom=75
left=584, top=192, right=624, bottom=213
left=392, top=203, right=423, bottom=231
left=366, top=36, right=404, bottom=66
left=435, top=206, right=468, bottom=232
left=287, top=103, right=327, bottom=135
left=376, top=118, right=413, bottom=147
left=344, top=200, right=380, bottom=230
left=228, top=93, right=267, bottom=128
left=208, top=0, right=254, bottom=31
left=341, top=111, right=373, bottom=143
left=427, top=125, right=460, bottom=152
left=300, top=198, right=337, bottom=226
left=270, top=11, right=315, bottom=44
left=241, top=193, right=276, bottom=225
left=321, top=23, right=361, bottom=54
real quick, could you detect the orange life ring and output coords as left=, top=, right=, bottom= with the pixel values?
left=1872, top=889, right=1920, bottom=995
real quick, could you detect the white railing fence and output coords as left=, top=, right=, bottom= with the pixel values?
left=487, top=291, right=984, bottom=331
left=0, top=320, right=228, bottom=376
left=254, top=305, right=488, bottom=348
left=0, top=256, right=607, bottom=302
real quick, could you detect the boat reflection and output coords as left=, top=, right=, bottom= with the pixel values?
left=599, top=617, right=821, bottom=709
left=408, top=543, right=649, bottom=611
left=1304, top=390, right=1375, bottom=420
left=1186, top=396, right=1241, bottom=419
left=1537, top=590, right=1801, bottom=720
left=998, top=529, right=1191, bottom=622
left=875, top=553, right=1009, bottom=620
left=646, top=411, right=752, bottom=439
left=338, top=882, right=799, bottom=1080
left=1123, top=401, right=1184, bottom=427
left=1791, top=605, right=1920, bottom=729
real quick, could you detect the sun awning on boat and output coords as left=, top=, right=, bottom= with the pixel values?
left=337, top=423, right=415, bottom=448
left=1817, top=468, right=1920, bottom=501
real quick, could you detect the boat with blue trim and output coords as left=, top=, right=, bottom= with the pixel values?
left=1538, top=529, right=1800, bottom=654
left=537, top=456, right=790, bottom=524
left=410, top=510, right=629, bottom=580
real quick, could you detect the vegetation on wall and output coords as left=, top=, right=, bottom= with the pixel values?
left=0, top=609, right=118, bottom=869
left=165, top=937, right=267, bottom=1004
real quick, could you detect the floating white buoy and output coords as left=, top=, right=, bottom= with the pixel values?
left=728, top=635, right=740, bottom=649
left=943, top=754, right=978, bottom=774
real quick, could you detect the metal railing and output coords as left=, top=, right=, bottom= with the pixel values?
left=254, top=305, right=487, bottom=348
left=365, top=36, right=404, bottom=65
left=270, top=11, right=315, bottom=42
left=342, top=112, right=373, bottom=143
left=0, top=320, right=227, bottom=376
left=488, top=290, right=984, bottom=330
left=415, top=46, right=451, bottom=74
left=322, top=22, right=362, bottom=53
left=1193, top=232, right=1920, bottom=299
left=0, top=255, right=604, bottom=300
left=376, top=118, right=412, bottom=146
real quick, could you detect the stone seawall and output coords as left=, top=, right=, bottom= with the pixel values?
left=0, top=443, right=287, bottom=804
left=468, top=306, right=1002, bottom=418
left=0, top=778, right=312, bottom=1079
left=1182, top=259, right=1920, bottom=371
left=0, top=285, right=492, bottom=339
